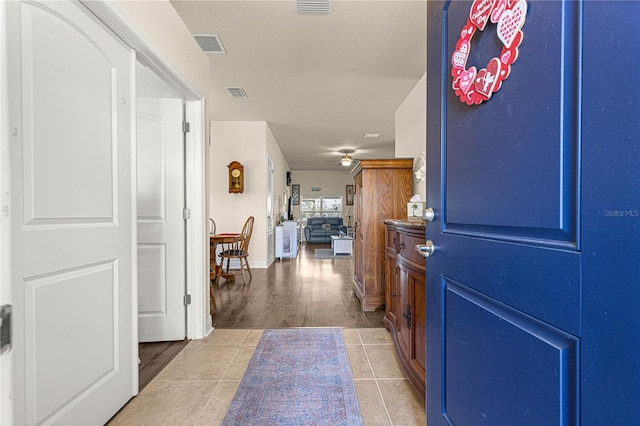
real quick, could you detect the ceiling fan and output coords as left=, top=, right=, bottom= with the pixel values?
left=339, top=149, right=355, bottom=167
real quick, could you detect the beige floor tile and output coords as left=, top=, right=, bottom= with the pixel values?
left=354, top=380, right=391, bottom=426
left=204, top=329, right=249, bottom=346
left=346, top=344, right=374, bottom=379
left=365, top=345, right=407, bottom=379
left=108, top=380, right=218, bottom=426
left=242, top=329, right=263, bottom=346
left=195, top=381, right=240, bottom=426
left=222, top=345, right=256, bottom=380
left=156, top=344, right=239, bottom=381
left=377, top=379, right=426, bottom=426
left=358, top=328, right=394, bottom=345
left=342, top=328, right=363, bottom=345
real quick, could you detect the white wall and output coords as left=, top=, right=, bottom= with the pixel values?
left=267, top=125, right=290, bottom=226
left=115, top=1, right=210, bottom=97
left=210, top=121, right=289, bottom=267
left=289, top=170, right=355, bottom=226
left=395, top=73, right=427, bottom=202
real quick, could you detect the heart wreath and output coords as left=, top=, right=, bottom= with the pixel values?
left=451, top=0, right=528, bottom=105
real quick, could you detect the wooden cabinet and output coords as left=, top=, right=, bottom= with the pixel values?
left=351, top=159, right=413, bottom=311
left=383, top=219, right=426, bottom=398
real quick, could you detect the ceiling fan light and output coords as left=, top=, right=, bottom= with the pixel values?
left=340, top=156, right=353, bottom=166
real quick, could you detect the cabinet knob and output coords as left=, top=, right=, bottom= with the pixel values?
left=398, top=241, right=405, bottom=250
left=402, top=304, right=412, bottom=328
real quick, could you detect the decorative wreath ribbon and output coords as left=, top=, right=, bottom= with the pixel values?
left=451, top=0, right=528, bottom=105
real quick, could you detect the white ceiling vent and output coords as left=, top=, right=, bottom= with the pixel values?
left=296, top=0, right=331, bottom=13
left=193, top=34, right=226, bottom=54
left=226, top=87, right=248, bottom=98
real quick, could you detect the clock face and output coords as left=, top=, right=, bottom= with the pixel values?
left=227, top=161, right=243, bottom=193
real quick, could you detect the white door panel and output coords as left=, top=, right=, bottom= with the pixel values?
left=8, top=1, right=135, bottom=424
left=137, top=98, right=185, bottom=342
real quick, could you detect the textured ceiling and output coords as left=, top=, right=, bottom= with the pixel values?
left=171, top=0, right=427, bottom=171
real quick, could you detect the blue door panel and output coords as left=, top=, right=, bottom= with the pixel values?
left=443, top=279, right=578, bottom=425
left=440, top=235, right=580, bottom=335
left=444, top=0, right=579, bottom=241
left=580, top=1, right=640, bottom=423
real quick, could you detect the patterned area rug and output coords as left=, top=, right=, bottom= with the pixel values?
left=315, top=248, right=352, bottom=259
left=222, top=328, right=363, bottom=426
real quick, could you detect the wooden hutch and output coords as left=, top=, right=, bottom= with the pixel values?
left=383, top=219, right=427, bottom=397
left=351, top=158, right=413, bottom=311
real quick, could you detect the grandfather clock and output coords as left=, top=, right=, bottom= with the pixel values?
left=227, top=161, right=244, bottom=193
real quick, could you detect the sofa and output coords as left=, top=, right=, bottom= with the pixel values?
left=304, top=217, right=347, bottom=243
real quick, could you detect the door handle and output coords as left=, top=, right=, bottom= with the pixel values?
left=423, top=207, right=435, bottom=222
left=415, top=240, right=435, bottom=258
left=1, top=304, right=11, bottom=354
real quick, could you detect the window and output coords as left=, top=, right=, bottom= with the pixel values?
left=301, top=196, right=343, bottom=221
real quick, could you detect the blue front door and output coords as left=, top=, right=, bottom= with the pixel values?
left=426, top=1, right=640, bottom=424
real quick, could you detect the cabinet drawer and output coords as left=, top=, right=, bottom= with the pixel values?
left=386, top=227, right=398, bottom=252
left=397, top=233, right=426, bottom=266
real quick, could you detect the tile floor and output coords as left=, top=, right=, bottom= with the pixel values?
left=108, top=328, right=426, bottom=425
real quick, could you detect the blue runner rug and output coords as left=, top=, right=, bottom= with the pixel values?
left=222, top=328, right=363, bottom=426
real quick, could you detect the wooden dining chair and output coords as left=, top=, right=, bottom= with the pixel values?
left=219, top=216, right=254, bottom=284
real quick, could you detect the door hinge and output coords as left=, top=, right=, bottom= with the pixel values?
left=1, top=304, right=12, bottom=354
left=184, top=294, right=192, bottom=306
left=183, top=208, right=191, bottom=220
left=182, top=121, right=190, bottom=133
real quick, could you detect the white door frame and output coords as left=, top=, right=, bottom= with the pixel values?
left=184, top=100, right=208, bottom=337
left=80, top=2, right=209, bottom=340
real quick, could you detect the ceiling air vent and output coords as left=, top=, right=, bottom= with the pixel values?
left=193, top=34, right=226, bottom=54
left=296, top=0, right=331, bottom=13
left=226, top=87, right=248, bottom=98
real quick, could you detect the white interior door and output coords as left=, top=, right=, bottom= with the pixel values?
left=1, top=3, right=13, bottom=420
left=137, top=98, right=186, bottom=342
left=7, top=1, right=136, bottom=424
left=0, top=1, right=12, bottom=412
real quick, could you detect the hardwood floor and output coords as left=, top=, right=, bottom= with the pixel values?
left=212, top=242, right=386, bottom=328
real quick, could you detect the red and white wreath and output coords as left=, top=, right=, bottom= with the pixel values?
left=451, top=0, right=528, bottom=105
